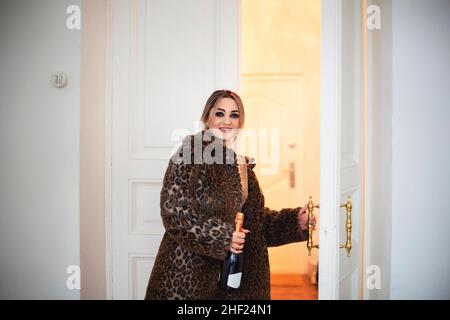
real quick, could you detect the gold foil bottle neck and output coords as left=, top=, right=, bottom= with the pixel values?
left=235, top=212, right=244, bottom=232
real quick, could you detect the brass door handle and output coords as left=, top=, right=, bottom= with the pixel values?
left=305, top=196, right=353, bottom=257
left=307, top=196, right=319, bottom=256
left=339, top=197, right=352, bottom=257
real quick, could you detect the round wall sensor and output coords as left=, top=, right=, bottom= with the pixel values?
left=51, top=72, right=68, bottom=88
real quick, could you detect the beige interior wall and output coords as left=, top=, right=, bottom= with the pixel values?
left=80, top=0, right=107, bottom=300
left=242, top=0, right=321, bottom=274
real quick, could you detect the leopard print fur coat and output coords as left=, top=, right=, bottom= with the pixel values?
left=144, top=130, right=308, bottom=300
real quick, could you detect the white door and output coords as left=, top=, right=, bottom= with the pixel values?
left=106, top=0, right=241, bottom=299
left=319, top=0, right=364, bottom=299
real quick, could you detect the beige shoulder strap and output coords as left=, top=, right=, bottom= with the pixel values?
left=237, top=155, right=248, bottom=206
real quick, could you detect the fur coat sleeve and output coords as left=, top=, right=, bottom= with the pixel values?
left=254, top=171, right=309, bottom=247
left=160, top=158, right=235, bottom=261
left=261, top=204, right=309, bottom=247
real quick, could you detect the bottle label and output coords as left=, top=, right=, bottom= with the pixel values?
left=227, top=272, right=242, bottom=289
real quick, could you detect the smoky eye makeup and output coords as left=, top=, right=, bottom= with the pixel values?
left=215, top=111, right=240, bottom=118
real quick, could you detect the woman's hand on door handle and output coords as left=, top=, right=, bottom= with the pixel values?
left=298, top=203, right=317, bottom=231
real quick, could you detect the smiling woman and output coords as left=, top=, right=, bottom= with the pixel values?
left=200, top=90, right=246, bottom=145
left=144, top=90, right=316, bottom=300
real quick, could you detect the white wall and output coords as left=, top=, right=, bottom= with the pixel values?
left=366, top=0, right=449, bottom=300
left=0, top=0, right=80, bottom=299
left=390, top=0, right=450, bottom=299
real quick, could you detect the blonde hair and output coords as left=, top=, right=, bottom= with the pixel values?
left=200, top=90, right=245, bottom=130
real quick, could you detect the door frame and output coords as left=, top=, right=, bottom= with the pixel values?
left=318, top=0, right=341, bottom=299
left=104, top=0, right=114, bottom=300
left=319, top=0, right=366, bottom=299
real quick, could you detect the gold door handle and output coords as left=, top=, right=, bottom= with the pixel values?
left=305, top=196, right=353, bottom=257
left=339, top=197, right=352, bottom=257
left=307, top=196, right=319, bottom=256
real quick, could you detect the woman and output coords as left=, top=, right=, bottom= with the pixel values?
left=145, top=90, right=316, bottom=300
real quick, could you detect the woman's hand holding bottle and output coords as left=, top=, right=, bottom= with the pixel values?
left=228, top=229, right=250, bottom=254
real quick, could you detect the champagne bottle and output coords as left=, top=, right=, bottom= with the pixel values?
left=219, top=212, right=245, bottom=290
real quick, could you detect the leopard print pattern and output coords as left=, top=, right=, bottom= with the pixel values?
left=145, top=130, right=308, bottom=300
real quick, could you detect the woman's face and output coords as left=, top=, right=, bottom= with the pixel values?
left=207, top=97, right=241, bottom=143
